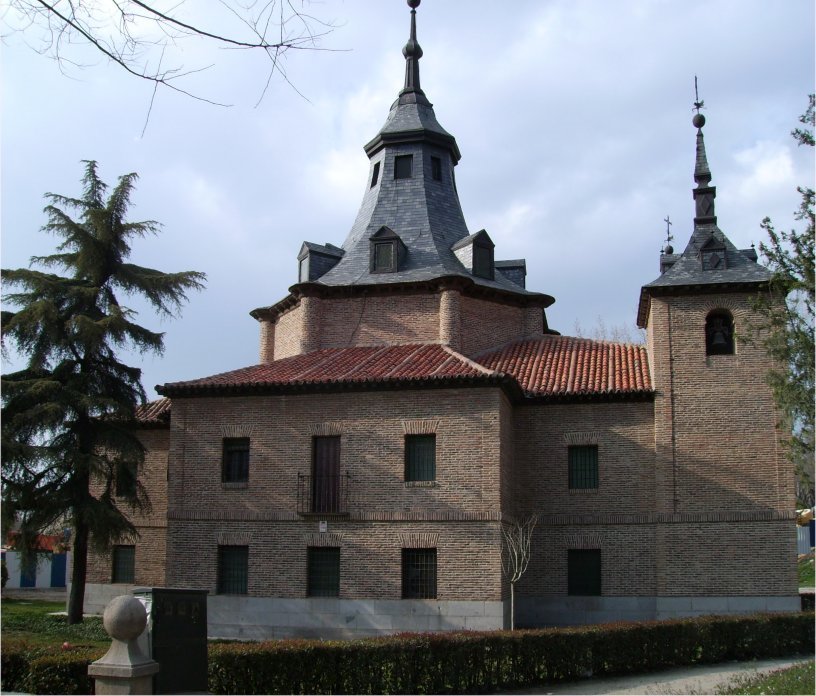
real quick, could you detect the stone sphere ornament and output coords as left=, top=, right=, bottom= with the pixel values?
left=692, top=113, right=706, bottom=129
left=102, top=595, right=148, bottom=642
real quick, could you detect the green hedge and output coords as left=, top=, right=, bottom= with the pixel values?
left=3, top=612, right=812, bottom=694
left=208, top=613, right=815, bottom=695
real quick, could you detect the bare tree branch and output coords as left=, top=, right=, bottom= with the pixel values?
left=6, top=1, right=340, bottom=106
left=501, top=513, right=538, bottom=630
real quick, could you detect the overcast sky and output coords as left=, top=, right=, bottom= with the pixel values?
left=2, top=0, right=814, bottom=400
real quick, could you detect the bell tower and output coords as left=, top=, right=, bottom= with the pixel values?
left=637, top=89, right=796, bottom=601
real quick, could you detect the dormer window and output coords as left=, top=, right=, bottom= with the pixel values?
left=394, top=154, right=413, bottom=179
left=451, top=229, right=495, bottom=280
left=369, top=226, right=407, bottom=274
left=705, top=309, right=734, bottom=355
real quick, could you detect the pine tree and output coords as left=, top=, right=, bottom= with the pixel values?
left=1, top=161, right=205, bottom=622
left=755, top=96, right=815, bottom=508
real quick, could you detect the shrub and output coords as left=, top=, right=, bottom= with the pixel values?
left=25, top=648, right=104, bottom=695
left=207, top=612, right=815, bottom=695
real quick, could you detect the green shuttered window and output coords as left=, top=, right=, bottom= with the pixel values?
left=405, top=434, right=436, bottom=481
left=568, top=445, right=598, bottom=489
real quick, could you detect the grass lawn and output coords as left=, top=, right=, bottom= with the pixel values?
left=1, top=598, right=108, bottom=650
left=715, top=660, right=815, bottom=695
left=798, top=552, right=815, bottom=586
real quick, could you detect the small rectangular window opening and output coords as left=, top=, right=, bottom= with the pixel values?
left=307, top=547, right=340, bottom=597
left=431, top=156, right=442, bottom=181
left=402, top=548, right=437, bottom=599
left=394, top=154, right=413, bottom=179
left=222, top=438, right=250, bottom=483
left=370, top=161, right=380, bottom=188
left=373, top=241, right=395, bottom=272
left=217, top=545, right=248, bottom=594
left=568, top=549, right=601, bottom=596
left=112, top=545, right=135, bottom=584
left=405, top=434, right=436, bottom=481
left=568, top=445, right=599, bottom=489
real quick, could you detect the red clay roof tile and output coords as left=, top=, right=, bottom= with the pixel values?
left=476, top=336, right=652, bottom=397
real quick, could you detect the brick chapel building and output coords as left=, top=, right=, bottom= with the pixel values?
left=85, top=1, right=799, bottom=638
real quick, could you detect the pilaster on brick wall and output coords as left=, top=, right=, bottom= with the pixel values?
left=439, top=288, right=461, bottom=351
left=299, top=295, right=322, bottom=354
left=259, top=320, right=275, bottom=364
left=523, top=306, right=543, bottom=338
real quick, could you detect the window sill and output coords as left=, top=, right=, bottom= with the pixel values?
left=222, top=482, right=248, bottom=490
left=568, top=488, right=599, bottom=494
left=404, top=481, right=438, bottom=488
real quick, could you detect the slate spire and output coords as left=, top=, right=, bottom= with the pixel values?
left=402, top=0, right=424, bottom=99
left=692, top=79, right=716, bottom=226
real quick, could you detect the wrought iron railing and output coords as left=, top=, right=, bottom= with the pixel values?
left=297, top=473, right=350, bottom=515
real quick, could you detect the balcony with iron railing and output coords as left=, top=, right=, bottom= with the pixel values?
left=297, top=473, right=351, bottom=516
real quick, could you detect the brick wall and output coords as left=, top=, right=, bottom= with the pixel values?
left=167, top=520, right=503, bottom=601
left=87, top=428, right=169, bottom=586
left=460, top=297, right=528, bottom=356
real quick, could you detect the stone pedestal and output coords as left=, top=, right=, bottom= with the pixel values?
left=88, top=595, right=160, bottom=695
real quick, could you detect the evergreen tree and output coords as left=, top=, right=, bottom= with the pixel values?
left=1, top=161, right=205, bottom=622
left=755, top=96, right=815, bottom=508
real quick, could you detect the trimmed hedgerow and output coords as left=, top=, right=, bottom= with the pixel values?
left=0, top=641, right=104, bottom=695
left=207, top=612, right=815, bottom=695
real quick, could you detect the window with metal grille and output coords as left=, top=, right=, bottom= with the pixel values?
left=405, top=434, right=436, bottom=481
left=222, top=438, right=249, bottom=484
left=307, top=547, right=340, bottom=597
left=431, top=156, right=442, bottom=181
left=394, top=154, right=413, bottom=179
left=115, top=462, right=137, bottom=497
left=402, top=548, right=437, bottom=599
left=370, top=161, right=380, bottom=188
left=112, top=545, right=135, bottom=584
left=217, top=545, right=248, bottom=594
left=568, top=445, right=598, bottom=489
left=567, top=549, right=601, bottom=596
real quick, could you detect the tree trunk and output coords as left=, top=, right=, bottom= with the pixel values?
left=67, top=516, right=88, bottom=624
left=510, top=581, right=515, bottom=631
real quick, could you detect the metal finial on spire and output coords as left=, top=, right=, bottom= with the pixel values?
left=402, top=0, right=423, bottom=95
left=663, top=215, right=674, bottom=254
left=692, top=75, right=706, bottom=129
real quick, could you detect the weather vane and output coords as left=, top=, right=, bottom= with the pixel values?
left=693, top=75, right=705, bottom=114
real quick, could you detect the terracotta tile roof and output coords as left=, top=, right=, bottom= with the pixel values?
left=158, top=344, right=501, bottom=396
left=476, top=336, right=652, bottom=398
left=135, top=397, right=172, bottom=425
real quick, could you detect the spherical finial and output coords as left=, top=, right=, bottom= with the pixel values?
left=103, top=595, right=147, bottom=642
left=692, top=113, right=706, bottom=129
left=407, top=0, right=421, bottom=8
left=664, top=244, right=674, bottom=255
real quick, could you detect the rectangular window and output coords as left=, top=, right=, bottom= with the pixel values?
left=402, top=548, right=437, bottom=599
left=217, top=545, right=248, bottom=594
left=431, top=156, right=442, bottom=181
left=312, top=436, right=341, bottom=513
left=307, top=547, right=340, bottom=597
left=472, top=244, right=494, bottom=279
left=568, top=445, right=599, bottom=489
left=405, top=434, right=436, bottom=481
left=222, top=438, right=250, bottom=484
left=373, top=241, right=395, bottom=273
left=568, top=549, right=601, bottom=596
left=394, top=154, right=413, bottom=179
left=115, top=462, right=137, bottom=498
left=370, top=161, right=380, bottom=188
left=112, top=545, right=135, bottom=584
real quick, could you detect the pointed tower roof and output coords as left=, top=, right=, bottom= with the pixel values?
left=292, top=0, right=551, bottom=303
left=637, top=94, right=770, bottom=327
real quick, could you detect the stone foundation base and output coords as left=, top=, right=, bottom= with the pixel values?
left=516, top=595, right=801, bottom=627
